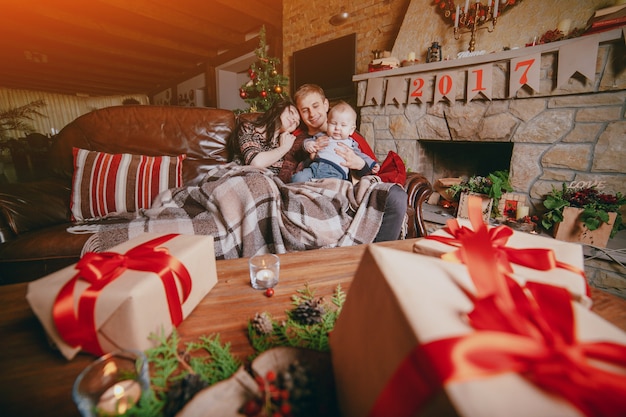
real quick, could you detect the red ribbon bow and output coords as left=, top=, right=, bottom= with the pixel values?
left=369, top=197, right=626, bottom=417
left=426, top=201, right=589, bottom=296
left=53, top=234, right=192, bottom=356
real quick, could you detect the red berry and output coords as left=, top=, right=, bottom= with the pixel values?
left=266, top=370, right=277, bottom=382
left=280, top=403, right=292, bottom=414
left=265, top=288, right=274, bottom=297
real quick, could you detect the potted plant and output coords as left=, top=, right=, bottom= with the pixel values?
left=449, top=170, right=513, bottom=222
left=541, top=183, right=625, bottom=247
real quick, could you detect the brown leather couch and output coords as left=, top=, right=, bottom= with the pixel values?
left=0, top=105, right=432, bottom=284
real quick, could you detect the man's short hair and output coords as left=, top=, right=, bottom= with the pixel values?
left=294, top=84, right=326, bottom=105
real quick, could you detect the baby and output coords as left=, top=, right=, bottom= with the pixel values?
left=291, top=101, right=379, bottom=182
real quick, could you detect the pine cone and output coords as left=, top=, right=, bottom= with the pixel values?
left=291, top=298, right=325, bottom=325
left=163, top=373, right=208, bottom=417
left=251, top=312, right=274, bottom=335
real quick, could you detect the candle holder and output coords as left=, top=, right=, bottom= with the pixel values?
left=453, top=1, right=498, bottom=52
left=249, top=253, right=280, bottom=290
left=73, top=350, right=151, bottom=417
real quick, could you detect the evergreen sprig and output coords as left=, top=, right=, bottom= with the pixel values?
left=248, top=284, right=347, bottom=354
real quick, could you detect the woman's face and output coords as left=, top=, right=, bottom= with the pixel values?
left=279, top=105, right=301, bottom=133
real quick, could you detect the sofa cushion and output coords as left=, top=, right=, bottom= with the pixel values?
left=70, top=148, right=185, bottom=221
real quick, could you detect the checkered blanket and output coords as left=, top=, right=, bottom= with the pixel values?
left=79, top=163, right=394, bottom=259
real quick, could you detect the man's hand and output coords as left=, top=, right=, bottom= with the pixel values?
left=371, top=163, right=381, bottom=174
left=335, top=143, right=366, bottom=170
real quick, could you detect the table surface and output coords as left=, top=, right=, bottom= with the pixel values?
left=1, top=238, right=625, bottom=417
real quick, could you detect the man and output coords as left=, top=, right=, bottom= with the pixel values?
left=286, top=84, right=408, bottom=242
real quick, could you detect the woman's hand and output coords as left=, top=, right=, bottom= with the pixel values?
left=278, top=131, right=296, bottom=150
left=335, top=143, right=366, bottom=170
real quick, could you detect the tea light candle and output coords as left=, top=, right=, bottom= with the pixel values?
left=96, top=380, right=141, bottom=415
left=516, top=205, right=529, bottom=220
left=255, top=269, right=276, bottom=287
left=408, top=51, right=416, bottom=61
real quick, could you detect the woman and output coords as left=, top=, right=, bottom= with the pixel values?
left=236, top=98, right=300, bottom=174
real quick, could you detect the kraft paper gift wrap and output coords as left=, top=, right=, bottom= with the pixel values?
left=413, top=215, right=591, bottom=307
left=27, top=233, right=217, bottom=360
left=330, top=245, right=626, bottom=417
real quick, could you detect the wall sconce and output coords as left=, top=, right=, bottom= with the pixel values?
left=329, top=11, right=350, bottom=26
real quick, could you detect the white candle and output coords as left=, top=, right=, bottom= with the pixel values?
left=487, top=0, right=492, bottom=7
left=516, top=205, right=529, bottom=220
left=255, top=269, right=276, bottom=287
left=97, top=380, right=141, bottom=415
left=464, top=0, right=470, bottom=13
left=557, top=18, right=572, bottom=34
left=455, top=5, right=460, bottom=28
left=493, top=0, right=499, bottom=16
left=408, top=51, right=416, bottom=61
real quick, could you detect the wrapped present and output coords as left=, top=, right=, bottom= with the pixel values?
left=413, top=197, right=591, bottom=307
left=27, top=233, right=217, bottom=360
left=330, top=243, right=626, bottom=417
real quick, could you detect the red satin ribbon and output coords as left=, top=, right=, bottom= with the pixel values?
left=368, top=197, right=626, bottom=417
left=53, top=234, right=192, bottom=356
left=425, top=201, right=589, bottom=297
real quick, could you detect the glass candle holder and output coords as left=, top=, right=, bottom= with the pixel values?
left=73, top=350, right=150, bottom=417
left=249, top=253, right=280, bottom=290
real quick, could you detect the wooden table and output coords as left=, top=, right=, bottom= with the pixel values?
left=1, top=239, right=625, bottom=417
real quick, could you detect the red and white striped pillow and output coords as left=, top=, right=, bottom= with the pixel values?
left=70, top=148, right=185, bottom=221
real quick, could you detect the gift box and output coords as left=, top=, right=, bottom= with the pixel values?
left=330, top=244, right=626, bottom=417
left=27, top=233, right=217, bottom=360
left=414, top=210, right=591, bottom=307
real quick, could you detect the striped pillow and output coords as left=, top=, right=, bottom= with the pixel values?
left=70, top=148, right=185, bottom=221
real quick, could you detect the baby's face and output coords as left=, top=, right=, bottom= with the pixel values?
left=327, top=111, right=355, bottom=140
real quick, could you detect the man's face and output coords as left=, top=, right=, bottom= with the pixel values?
left=296, top=92, right=329, bottom=134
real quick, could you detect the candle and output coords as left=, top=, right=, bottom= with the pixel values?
left=408, top=51, right=416, bottom=61
left=464, top=0, right=470, bottom=13
left=487, top=0, right=492, bottom=7
left=455, top=5, right=460, bottom=28
left=557, top=18, right=572, bottom=34
left=493, top=0, right=498, bottom=16
left=516, top=205, right=529, bottom=220
left=96, top=380, right=141, bottom=415
left=255, top=269, right=276, bottom=288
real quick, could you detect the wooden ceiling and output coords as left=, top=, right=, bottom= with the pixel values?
left=0, top=0, right=282, bottom=97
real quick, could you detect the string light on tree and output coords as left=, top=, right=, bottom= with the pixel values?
left=238, top=26, right=288, bottom=113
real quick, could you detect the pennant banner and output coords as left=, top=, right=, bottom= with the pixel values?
left=365, top=77, right=385, bottom=106
left=409, top=75, right=428, bottom=104
left=361, top=36, right=606, bottom=105
left=467, top=64, right=493, bottom=101
left=385, top=77, right=408, bottom=105
left=433, top=71, right=457, bottom=104
left=557, top=35, right=599, bottom=88
left=509, top=53, right=541, bottom=97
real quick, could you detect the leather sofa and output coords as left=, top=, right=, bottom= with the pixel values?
left=0, top=105, right=432, bottom=284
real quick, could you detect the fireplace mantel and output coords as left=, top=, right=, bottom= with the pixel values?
left=353, top=27, right=624, bottom=83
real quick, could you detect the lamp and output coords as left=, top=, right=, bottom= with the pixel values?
left=329, top=11, right=350, bottom=26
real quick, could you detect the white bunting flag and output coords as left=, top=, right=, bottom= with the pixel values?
left=509, top=53, right=541, bottom=97
left=557, top=36, right=598, bottom=88
left=433, top=71, right=457, bottom=104
left=466, top=64, right=493, bottom=101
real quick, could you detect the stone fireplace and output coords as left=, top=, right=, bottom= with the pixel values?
left=353, top=28, right=626, bottom=219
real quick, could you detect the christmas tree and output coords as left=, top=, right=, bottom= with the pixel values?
left=238, top=26, right=288, bottom=113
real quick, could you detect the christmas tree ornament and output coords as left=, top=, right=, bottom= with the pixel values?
left=274, top=85, right=282, bottom=94
left=271, top=68, right=278, bottom=77
left=260, top=90, right=267, bottom=98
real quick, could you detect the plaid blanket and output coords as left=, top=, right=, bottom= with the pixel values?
left=79, top=163, right=394, bottom=259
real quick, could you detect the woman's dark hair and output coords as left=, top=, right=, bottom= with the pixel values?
left=252, top=97, right=295, bottom=142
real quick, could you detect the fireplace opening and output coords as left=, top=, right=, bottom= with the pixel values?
left=418, top=141, right=514, bottom=185
left=418, top=141, right=515, bottom=228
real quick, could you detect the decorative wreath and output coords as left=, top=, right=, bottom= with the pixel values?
left=433, top=0, right=523, bottom=27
